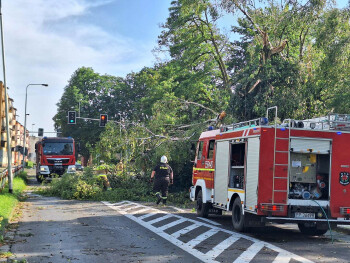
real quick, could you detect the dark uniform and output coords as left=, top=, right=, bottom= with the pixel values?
left=153, top=163, right=173, bottom=204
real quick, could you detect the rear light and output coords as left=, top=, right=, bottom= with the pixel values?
left=260, top=203, right=285, bottom=212
left=340, top=207, right=350, bottom=215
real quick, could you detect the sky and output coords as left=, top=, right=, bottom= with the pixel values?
left=1, top=0, right=349, bottom=136
left=2, top=0, right=172, bottom=135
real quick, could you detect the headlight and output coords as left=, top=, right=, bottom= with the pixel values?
left=40, top=166, right=49, bottom=172
left=67, top=165, right=76, bottom=173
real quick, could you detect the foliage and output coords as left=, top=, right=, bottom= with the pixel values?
left=53, top=1, right=350, bottom=195
left=25, top=161, right=34, bottom=169
left=16, top=171, right=28, bottom=184
left=0, top=177, right=27, bottom=243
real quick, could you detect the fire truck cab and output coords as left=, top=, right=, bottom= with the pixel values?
left=190, top=107, right=350, bottom=235
left=35, top=137, right=76, bottom=182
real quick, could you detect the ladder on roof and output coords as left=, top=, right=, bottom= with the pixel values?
left=267, top=107, right=290, bottom=204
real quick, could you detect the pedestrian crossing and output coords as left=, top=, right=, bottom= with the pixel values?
left=102, top=201, right=314, bottom=263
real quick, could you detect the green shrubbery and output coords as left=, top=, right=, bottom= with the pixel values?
left=42, top=168, right=103, bottom=200
left=26, top=161, right=34, bottom=169
left=0, top=173, right=27, bottom=242
left=39, top=168, right=191, bottom=207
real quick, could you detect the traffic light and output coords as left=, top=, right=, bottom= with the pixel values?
left=38, top=128, right=44, bottom=136
left=99, top=114, right=108, bottom=127
left=68, top=111, right=76, bottom=124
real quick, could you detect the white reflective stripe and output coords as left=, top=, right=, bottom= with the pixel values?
left=186, top=228, right=218, bottom=248
left=102, top=201, right=314, bottom=263
left=205, top=236, right=240, bottom=259
left=146, top=214, right=173, bottom=225
left=157, top=218, right=187, bottom=231
left=233, top=242, right=264, bottom=263
left=171, top=224, right=199, bottom=239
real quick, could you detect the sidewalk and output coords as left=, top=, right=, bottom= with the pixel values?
left=335, top=225, right=350, bottom=235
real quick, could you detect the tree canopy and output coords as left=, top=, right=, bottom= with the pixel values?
left=54, top=0, right=350, bottom=189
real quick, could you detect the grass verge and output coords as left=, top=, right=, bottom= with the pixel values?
left=0, top=172, right=27, bottom=243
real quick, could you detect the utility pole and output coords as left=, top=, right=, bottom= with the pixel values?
left=0, top=0, right=13, bottom=193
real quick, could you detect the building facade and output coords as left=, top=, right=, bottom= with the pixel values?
left=0, top=81, right=28, bottom=167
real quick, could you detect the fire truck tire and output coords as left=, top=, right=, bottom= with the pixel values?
left=196, top=190, right=209, bottom=218
left=298, top=223, right=328, bottom=235
left=232, top=197, right=246, bottom=232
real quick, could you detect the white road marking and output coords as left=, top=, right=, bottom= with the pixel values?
left=167, top=206, right=186, bottom=212
left=129, top=207, right=153, bottom=215
left=196, top=217, right=222, bottom=226
left=186, top=228, right=218, bottom=248
left=157, top=218, right=187, bottom=231
left=233, top=241, right=265, bottom=263
left=103, top=201, right=314, bottom=263
left=138, top=212, right=162, bottom=220
left=205, top=235, right=240, bottom=259
left=272, top=252, right=294, bottom=263
left=147, top=214, right=173, bottom=225
left=123, top=206, right=144, bottom=212
left=171, top=223, right=200, bottom=239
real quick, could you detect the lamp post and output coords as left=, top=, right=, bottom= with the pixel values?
left=0, top=0, right=14, bottom=192
left=31, top=123, right=35, bottom=135
left=22, top=84, right=48, bottom=170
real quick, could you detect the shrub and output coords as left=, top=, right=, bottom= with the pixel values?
left=16, top=171, right=28, bottom=184
left=26, top=161, right=34, bottom=168
left=0, top=177, right=27, bottom=242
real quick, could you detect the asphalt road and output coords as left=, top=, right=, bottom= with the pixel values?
left=7, top=170, right=350, bottom=263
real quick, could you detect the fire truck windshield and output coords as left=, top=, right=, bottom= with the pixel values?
left=43, top=142, right=74, bottom=155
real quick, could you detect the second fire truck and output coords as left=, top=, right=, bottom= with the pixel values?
left=35, top=137, right=76, bottom=182
left=190, top=107, right=350, bottom=235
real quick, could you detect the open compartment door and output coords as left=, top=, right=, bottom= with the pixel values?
left=214, top=141, right=230, bottom=205
left=245, top=137, right=260, bottom=212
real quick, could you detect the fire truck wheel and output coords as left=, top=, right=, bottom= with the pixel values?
left=196, top=190, right=209, bottom=218
left=232, top=197, right=246, bottom=232
left=298, top=223, right=328, bottom=236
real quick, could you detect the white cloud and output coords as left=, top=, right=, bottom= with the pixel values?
left=1, top=0, right=157, bottom=133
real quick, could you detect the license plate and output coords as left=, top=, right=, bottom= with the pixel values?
left=295, top=212, right=315, bottom=219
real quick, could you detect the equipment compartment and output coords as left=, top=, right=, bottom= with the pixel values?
left=289, top=152, right=330, bottom=200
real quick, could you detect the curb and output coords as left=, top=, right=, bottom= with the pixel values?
left=0, top=228, right=16, bottom=263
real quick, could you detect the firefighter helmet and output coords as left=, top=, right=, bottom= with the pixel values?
left=160, top=155, right=168, bottom=163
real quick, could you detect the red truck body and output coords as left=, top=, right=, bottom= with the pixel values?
left=190, top=111, right=350, bottom=234
left=35, top=137, right=76, bottom=182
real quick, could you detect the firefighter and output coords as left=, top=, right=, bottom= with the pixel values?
left=150, top=155, right=173, bottom=205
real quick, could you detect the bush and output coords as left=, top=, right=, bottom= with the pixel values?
left=16, top=171, right=28, bottom=184
left=0, top=177, right=27, bottom=242
left=26, top=161, right=34, bottom=168
left=39, top=168, right=193, bottom=207
left=42, top=169, right=104, bottom=200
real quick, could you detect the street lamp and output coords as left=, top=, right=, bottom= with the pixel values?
left=22, top=84, right=48, bottom=169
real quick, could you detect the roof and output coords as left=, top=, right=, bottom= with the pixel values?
left=41, top=137, right=74, bottom=143
left=199, top=129, right=220, bottom=139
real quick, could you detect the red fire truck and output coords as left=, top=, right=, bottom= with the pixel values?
left=35, top=137, right=76, bottom=182
left=190, top=107, right=350, bottom=235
